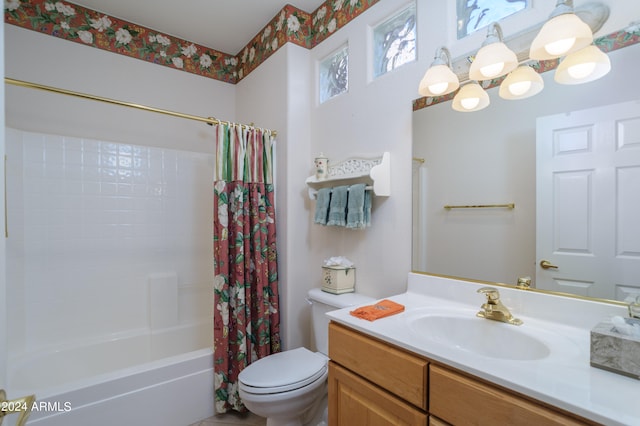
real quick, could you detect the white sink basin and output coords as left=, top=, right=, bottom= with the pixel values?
left=407, top=311, right=551, bottom=361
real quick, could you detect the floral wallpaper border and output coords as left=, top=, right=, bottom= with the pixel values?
left=5, top=0, right=380, bottom=84
left=413, top=26, right=640, bottom=112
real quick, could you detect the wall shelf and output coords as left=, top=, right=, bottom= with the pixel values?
left=305, top=152, right=390, bottom=199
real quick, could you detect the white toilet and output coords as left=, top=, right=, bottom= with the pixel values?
left=238, top=288, right=374, bottom=426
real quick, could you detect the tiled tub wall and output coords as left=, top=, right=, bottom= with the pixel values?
left=6, top=128, right=214, bottom=357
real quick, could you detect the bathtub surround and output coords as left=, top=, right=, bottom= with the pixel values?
left=148, top=272, right=179, bottom=330
left=14, top=348, right=214, bottom=426
left=6, top=128, right=213, bottom=389
left=213, top=124, right=280, bottom=414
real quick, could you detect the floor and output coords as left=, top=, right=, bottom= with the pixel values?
left=188, top=412, right=267, bottom=426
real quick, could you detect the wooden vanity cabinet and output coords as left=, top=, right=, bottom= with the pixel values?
left=328, top=322, right=595, bottom=426
left=328, top=322, right=428, bottom=425
left=328, top=322, right=428, bottom=408
left=328, top=363, right=428, bottom=425
left=429, top=365, right=589, bottom=426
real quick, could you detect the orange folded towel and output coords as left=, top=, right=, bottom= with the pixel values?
left=350, top=299, right=405, bottom=321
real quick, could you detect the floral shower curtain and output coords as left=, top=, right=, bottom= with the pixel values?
left=213, top=124, right=281, bottom=413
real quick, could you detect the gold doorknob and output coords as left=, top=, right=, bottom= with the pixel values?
left=540, top=260, right=559, bottom=270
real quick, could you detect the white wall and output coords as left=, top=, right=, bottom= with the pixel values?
left=234, top=0, right=626, bottom=351
left=293, top=0, right=639, bottom=347
left=235, top=44, right=313, bottom=350
left=5, top=25, right=235, bottom=154
left=282, top=46, right=314, bottom=349
left=306, top=0, right=425, bottom=301
left=1, top=18, right=7, bottom=387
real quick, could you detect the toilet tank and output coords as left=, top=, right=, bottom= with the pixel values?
left=307, top=288, right=375, bottom=355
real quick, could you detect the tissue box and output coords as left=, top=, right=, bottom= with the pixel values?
left=590, top=319, right=640, bottom=380
left=322, top=266, right=355, bottom=294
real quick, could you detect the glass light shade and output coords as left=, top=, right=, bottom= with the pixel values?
left=418, top=64, right=460, bottom=97
left=499, top=66, right=544, bottom=100
left=555, top=45, right=611, bottom=84
left=452, top=83, right=490, bottom=112
left=530, top=13, right=593, bottom=60
left=469, top=42, right=518, bottom=80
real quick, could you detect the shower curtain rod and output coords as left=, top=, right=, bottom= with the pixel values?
left=4, top=77, right=277, bottom=136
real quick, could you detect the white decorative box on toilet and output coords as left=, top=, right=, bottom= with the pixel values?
left=322, top=266, right=355, bottom=294
left=320, top=256, right=356, bottom=294
left=238, top=288, right=374, bottom=426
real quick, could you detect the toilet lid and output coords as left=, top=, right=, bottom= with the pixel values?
left=239, top=347, right=327, bottom=394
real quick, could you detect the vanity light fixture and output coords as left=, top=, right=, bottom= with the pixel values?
left=416, top=2, right=612, bottom=112
left=554, top=44, right=611, bottom=84
left=499, top=65, right=544, bottom=100
left=469, top=23, right=518, bottom=81
left=452, top=82, right=490, bottom=112
left=529, top=0, right=593, bottom=60
left=418, top=47, right=459, bottom=97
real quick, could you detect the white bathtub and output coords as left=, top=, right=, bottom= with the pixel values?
left=7, top=322, right=214, bottom=426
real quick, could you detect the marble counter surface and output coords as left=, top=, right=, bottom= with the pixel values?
left=327, top=273, right=639, bottom=426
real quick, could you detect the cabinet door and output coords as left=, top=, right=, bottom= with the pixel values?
left=329, top=322, right=428, bottom=409
left=329, top=362, right=428, bottom=426
left=430, top=365, right=592, bottom=426
left=428, top=415, right=451, bottom=426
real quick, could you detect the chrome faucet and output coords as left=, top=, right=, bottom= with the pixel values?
left=476, top=287, right=522, bottom=326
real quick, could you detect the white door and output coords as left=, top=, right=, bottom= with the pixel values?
left=536, top=100, right=640, bottom=301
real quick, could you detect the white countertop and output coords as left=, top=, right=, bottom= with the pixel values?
left=326, top=273, right=640, bottom=426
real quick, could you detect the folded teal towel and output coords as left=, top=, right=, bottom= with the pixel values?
left=327, top=185, right=348, bottom=226
left=346, top=184, right=366, bottom=229
left=314, top=188, right=331, bottom=225
left=363, top=189, right=372, bottom=227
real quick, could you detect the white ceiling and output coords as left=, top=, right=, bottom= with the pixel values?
left=71, top=0, right=327, bottom=55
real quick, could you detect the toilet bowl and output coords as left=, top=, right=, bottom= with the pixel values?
left=238, top=289, right=374, bottom=426
left=239, top=348, right=328, bottom=426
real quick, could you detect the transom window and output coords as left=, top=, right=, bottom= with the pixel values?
left=372, top=3, right=416, bottom=79
left=457, top=0, right=528, bottom=39
left=319, top=44, right=349, bottom=104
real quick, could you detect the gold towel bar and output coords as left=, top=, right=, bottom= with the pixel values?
left=444, top=203, right=515, bottom=210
